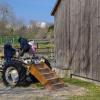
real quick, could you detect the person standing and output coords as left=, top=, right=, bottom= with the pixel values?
left=18, top=37, right=30, bottom=56
left=4, top=42, right=16, bottom=63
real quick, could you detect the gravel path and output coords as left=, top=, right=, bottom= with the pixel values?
left=0, top=83, right=86, bottom=100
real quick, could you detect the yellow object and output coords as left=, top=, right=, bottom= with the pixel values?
left=27, top=63, right=64, bottom=90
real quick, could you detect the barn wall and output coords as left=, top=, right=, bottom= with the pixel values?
left=54, top=0, right=100, bottom=81
left=54, top=0, right=70, bottom=68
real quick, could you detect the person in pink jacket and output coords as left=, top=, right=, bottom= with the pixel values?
left=28, top=40, right=37, bottom=56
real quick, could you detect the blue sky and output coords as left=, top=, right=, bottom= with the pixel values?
left=0, top=0, right=56, bottom=23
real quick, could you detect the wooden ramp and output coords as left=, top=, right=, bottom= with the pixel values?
left=27, top=63, right=64, bottom=90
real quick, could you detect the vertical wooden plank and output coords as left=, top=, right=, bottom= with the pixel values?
left=94, top=0, right=100, bottom=81
left=70, top=0, right=77, bottom=74
left=91, top=0, right=98, bottom=81
left=80, top=0, right=85, bottom=77
left=88, top=0, right=93, bottom=80
left=70, top=0, right=82, bottom=75
left=54, top=0, right=71, bottom=69
left=63, top=0, right=70, bottom=69
left=97, top=0, right=100, bottom=81
left=54, top=0, right=65, bottom=68
left=81, top=0, right=91, bottom=78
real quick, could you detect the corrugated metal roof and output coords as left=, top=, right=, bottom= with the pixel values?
left=51, top=0, right=61, bottom=16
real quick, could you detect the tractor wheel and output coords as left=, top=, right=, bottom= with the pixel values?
left=2, top=60, right=26, bottom=87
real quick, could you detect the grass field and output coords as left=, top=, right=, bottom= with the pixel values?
left=63, top=78, right=100, bottom=100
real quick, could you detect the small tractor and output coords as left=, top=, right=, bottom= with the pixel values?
left=0, top=49, right=64, bottom=90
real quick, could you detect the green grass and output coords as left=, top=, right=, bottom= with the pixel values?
left=63, top=78, right=100, bottom=100
left=30, top=78, right=100, bottom=100
left=31, top=83, right=43, bottom=89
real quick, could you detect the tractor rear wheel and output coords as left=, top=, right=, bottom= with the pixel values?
left=2, top=60, right=26, bottom=87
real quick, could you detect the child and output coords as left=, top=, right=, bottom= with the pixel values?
left=18, top=37, right=30, bottom=56
left=4, top=42, right=16, bottom=63
left=28, top=40, right=37, bottom=56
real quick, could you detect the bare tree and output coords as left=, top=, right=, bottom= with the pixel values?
left=29, top=20, right=40, bottom=33
left=0, top=3, right=15, bottom=34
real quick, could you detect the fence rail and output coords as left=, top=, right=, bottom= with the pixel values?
left=0, top=35, right=19, bottom=45
left=35, top=40, right=55, bottom=66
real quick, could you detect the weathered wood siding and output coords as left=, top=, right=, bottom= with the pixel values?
left=54, top=0, right=100, bottom=81
left=54, top=0, right=70, bottom=69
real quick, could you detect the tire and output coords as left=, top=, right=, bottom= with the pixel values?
left=2, top=60, right=26, bottom=87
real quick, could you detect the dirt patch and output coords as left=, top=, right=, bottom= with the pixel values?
left=0, top=83, right=87, bottom=100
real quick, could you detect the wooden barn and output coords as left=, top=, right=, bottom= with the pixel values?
left=51, top=0, right=100, bottom=82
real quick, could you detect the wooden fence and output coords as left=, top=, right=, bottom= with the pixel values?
left=0, top=37, right=55, bottom=66
left=0, top=35, right=19, bottom=45
left=35, top=40, right=55, bottom=66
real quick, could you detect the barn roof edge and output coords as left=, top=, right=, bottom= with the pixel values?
left=51, top=0, right=61, bottom=16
